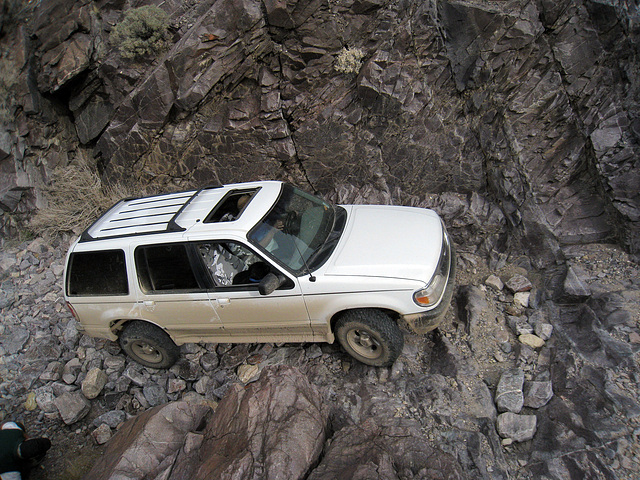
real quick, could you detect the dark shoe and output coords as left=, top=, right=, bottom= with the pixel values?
left=18, top=438, right=51, bottom=460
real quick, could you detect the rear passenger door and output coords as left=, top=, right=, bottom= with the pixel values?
left=133, top=242, right=227, bottom=343
left=195, top=240, right=314, bottom=342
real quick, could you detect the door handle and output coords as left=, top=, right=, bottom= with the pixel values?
left=216, top=298, right=231, bottom=307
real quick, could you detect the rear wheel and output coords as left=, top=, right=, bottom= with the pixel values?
left=119, top=321, right=179, bottom=369
left=335, top=310, right=403, bottom=367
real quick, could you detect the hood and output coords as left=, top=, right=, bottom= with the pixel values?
left=324, top=205, right=444, bottom=283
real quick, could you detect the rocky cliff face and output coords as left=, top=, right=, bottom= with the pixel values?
left=0, top=0, right=638, bottom=256
left=0, top=2, right=639, bottom=478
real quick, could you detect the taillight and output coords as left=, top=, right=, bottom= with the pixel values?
left=66, top=302, right=79, bottom=320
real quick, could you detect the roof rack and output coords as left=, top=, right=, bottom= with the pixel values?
left=79, top=185, right=220, bottom=242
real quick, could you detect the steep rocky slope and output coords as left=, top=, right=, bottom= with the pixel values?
left=0, top=235, right=638, bottom=479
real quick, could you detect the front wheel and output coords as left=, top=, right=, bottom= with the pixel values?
left=335, top=310, right=404, bottom=367
left=119, top=321, right=180, bottom=369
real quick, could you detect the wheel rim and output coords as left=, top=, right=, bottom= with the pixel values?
left=346, top=328, right=383, bottom=360
left=131, top=340, right=164, bottom=365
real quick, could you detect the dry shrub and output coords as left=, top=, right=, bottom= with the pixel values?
left=31, top=163, right=135, bottom=238
left=110, top=5, right=170, bottom=59
left=335, top=47, right=366, bottom=74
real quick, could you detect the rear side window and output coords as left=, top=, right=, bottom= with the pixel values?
left=135, top=244, right=201, bottom=292
left=67, top=250, right=128, bottom=296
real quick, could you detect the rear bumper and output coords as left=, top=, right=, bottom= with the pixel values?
left=401, top=243, right=457, bottom=334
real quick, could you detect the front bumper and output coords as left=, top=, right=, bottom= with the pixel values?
left=401, top=242, right=457, bottom=334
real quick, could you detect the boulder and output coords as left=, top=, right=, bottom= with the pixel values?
left=187, top=365, right=328, bottom=480
left=307, top=417, right=464, bottom=480
left=83, top=398, right=212, bottom=480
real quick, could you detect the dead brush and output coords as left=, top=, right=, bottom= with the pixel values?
left=30, top=164, right=135, bottom=238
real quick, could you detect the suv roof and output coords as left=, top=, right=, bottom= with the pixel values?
left=80, top=181, right=283, bottom=242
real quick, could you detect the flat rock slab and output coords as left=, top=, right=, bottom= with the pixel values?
left=495, top=368, right=525, bottom=413
left=497, top=412, right=537, bottom=443
left=188, top=365, right=328, bottom=480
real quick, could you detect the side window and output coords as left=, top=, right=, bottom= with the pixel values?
left=198, top=241, right=270, bottom=287
left=67, top=250, right=128, bottom=296
left=135, top=244, right=201, bottom=293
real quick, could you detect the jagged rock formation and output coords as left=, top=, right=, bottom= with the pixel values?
left=0, top=234, right=638, bottom=478
left=0, top=0, right=638, bottom=256
left=83, top=366, right=465, bottom=480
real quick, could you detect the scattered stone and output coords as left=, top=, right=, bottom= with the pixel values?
left=82, top=368, right=108, bottom=399
left=306, top=344, right=324, bottom=359
left=534, top=323, right=553, bottom=341
left=505, top=275, right=533, bottom=293
left=103, top=355, right=126, bottom=375
left=172, top=359, right=200, bottom=381
left=194, top=377, right=210, bottom=395
left=496, top=412, right=537, bottom=442
left=458, top=285, right=488, bottom=335
left=92, top=410, right=127, bottom=429
left=200, top=352, right=219, bottom=371
left=24, top=392, right=37, bottom=411
left=563, top=265, right=591, bottom=300
left=143, top=384, right=168, bottom=407
left=495, top=369, right=525, bottom=413
left=485, top=274, right=504, bottom=291
left=1, top=326, right=30, bottom=354
left=518, top=334, right=545, bottom=349
left=500, top=342, right=513, bottom=354
left=524, top=380, right=554, bottom=408
left=54, top=391, right=91, bottom=425
left=35, top=386, right=58, bottom=413
left=39, top=361, right=63, bottom=382
left=507, top=316, right=534, bottom=336
left=237, top=364, right=260, bottom=384
left=514, top=292, right=530, bottom=309
left=62, top=358, right=82, bottom=385
left=92, top=424, right=112, bottom=445
left=168, top=378, right=187, bottom=394
left=123, top=365, right=148, bottom=387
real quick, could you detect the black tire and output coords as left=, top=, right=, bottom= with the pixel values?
left=119, top=321, right=180, bottom=369
left=335, top=310, right=404, bottom=367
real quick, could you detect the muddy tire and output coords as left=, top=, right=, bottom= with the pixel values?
left=119, top=321, right=179, bottom=369
left=335, top=309, right=403, bottom=367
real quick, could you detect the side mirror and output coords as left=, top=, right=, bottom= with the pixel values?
left=258, top=273, right=286, bottom=295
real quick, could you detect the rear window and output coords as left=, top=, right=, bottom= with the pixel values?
left=67, top=250, right=128, bottom=296
left=135, top=243, right=201, bottom=292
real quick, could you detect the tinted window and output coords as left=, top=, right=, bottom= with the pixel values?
left=67, top=250, right=128, bottom=296
left=135, top=244, right=201, bottom=292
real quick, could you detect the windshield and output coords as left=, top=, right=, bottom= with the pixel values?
left=248, top=184, right=343, bottom=274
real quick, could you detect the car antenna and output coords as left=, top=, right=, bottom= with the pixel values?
left=292, top=238, right=316, bottom=282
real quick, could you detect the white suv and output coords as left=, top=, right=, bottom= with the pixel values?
left=64, top=181, right=455, bottom=367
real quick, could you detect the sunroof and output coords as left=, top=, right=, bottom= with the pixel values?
left=204, top=188, right=259, bottom=223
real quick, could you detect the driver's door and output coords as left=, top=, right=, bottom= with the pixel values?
left=195, top=240, right=314, bottom=342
